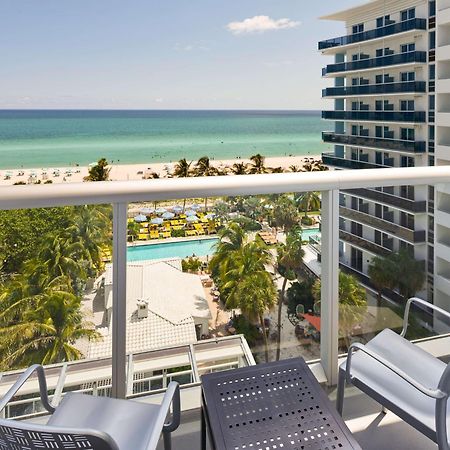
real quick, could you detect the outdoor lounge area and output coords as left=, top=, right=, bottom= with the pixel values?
left=129, top=207, right=219, bottom=242
left=0, top=167, right=449, bottom=450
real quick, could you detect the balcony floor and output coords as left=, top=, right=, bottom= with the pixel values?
left=158, top=386, right=437, bottom=450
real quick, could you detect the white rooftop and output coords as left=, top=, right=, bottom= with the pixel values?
left=104, top=259, right=212, bottom=324
left=88, top=313, right=196, bottom=359
left=320, top=0, right=385, bottom=22
left=89, top=258, right=211, bottom=358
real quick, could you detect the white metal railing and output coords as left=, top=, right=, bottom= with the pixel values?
left=0, top=335, right=251, bottom=419
left=2, top=166, right=450, bottom=393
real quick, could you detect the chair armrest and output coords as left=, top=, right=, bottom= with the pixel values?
left=0, top=364, right=55, bottom=414
left=346, top=342, right=447, bottom=399
left=145, top=382, right=180, bottom=450
left=401, top=297, right=450, bottom=338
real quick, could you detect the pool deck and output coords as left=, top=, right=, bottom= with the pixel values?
left=128, top=234, right=218, bottom=247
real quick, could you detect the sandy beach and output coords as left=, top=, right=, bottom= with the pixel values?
left=0, top=155, right=322, bottom=186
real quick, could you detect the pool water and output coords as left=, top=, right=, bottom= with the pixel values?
left=127, top=238, right=219, bottom=262
left=301, top=227, right=321, bottom=240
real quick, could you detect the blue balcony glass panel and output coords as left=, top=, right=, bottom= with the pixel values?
left=318, top=18, right=427, bottom=50
left=322, top=51, right=427, bottom=76
left=321, top=111, right=426, bottom=123
left=322, top=81, right=426, bottom=97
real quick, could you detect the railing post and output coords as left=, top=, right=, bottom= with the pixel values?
left=112, top=202, right=128, bottom=399
left=320, top=190, right=340, bottom=386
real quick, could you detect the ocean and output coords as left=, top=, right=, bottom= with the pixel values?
left=0, top=110, right=330, bottom=169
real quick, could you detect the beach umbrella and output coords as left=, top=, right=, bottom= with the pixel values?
left=155, top=207, right=167, bottom=214
left=190, top=203, right=201, bottom=210
left=162, top=212, right=175, bottom=219
left=134, top=214, right=147, bottom=223
left=171, top=205, right=183, bottom=213
left=140, top=207, right=154, bottom=215
left=205, top=213, right=215, bottom=220
left=185, top=209, right=197, bottom=216
left=186, top=215, right=199, bottom=222
left=151, top=217, right=164, bottom=225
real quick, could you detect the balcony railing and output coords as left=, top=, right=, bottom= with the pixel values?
left=322, top=81, right=427, bottom=97
left=340, top=206, right=426, bottom=243
left=342, top=187, right=427, bottom=213
left=1, top=166, right=450, bottom=395
left=318, top=18, right=427, bottom=50
left=339, top=229, right=392, bottom=257
left=322, top=51, right=427, bottom=76
left=322, top=110, right=426, bottom=123
left=322, top=132, right=426, bottom=153
left=322, top=153, right=386, bottom=170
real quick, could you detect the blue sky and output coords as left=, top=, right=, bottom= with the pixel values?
left=0, top=0, right=363, bottom=110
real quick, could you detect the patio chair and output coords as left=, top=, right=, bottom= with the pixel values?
left=337, top=297, right=450, bottom=450
left=0, top=364, right=181, bottom=450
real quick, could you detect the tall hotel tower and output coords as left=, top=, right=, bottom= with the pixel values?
left=320, top=0, right=436, bottom=303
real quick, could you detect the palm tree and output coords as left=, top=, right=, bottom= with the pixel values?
left=223, top=242, right=277, bottom=362
left=391, top=250, right=425, bottom=301
left=231, top=162, right=248, bottom=175
left=249, top=154, right=268, bottom=174
left=289, top=165, right=301, bottom=173
left=312, top=271, right=367, bottom=349
left=0, top=280, right=99, bottom=369
left=272, top=195, right=300, bottom=232
left=295, top=191, right=321, bottom=219
left=270, top=167, right=285, bottom=173
left=276, top=228, right=304, bottom=360
left=84, top=158, right=111, bottom=182
left=209, top=222, right=247, bottom=277
left=194, top=156, right=218, bottom=210
left=36, top=235, right=86, bottom=289
left=368, top=255, right=396, bottom=304
left=302, top=158, right=328, bottom=173
left=173, top=159, right=193, bottom=212
left=66, top=205, right=111, bottom=275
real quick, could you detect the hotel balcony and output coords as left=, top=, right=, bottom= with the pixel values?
left=322, top=153, right=387, bottom=170
left=322, top=132, right=426, bottom=154
left=318, top=18, right=427, bottom=51
left=342, top=188, right=427, bottom=213
left=340, top=206, right=426, bottom=244
left=322, top=110, right=426, bottom=123
left=322, top=51, right=427, bottom=77
left=339, top=229, right=392, bottom=257
left=322, top=81, right=427, bottom=98
left=0, top=167, right=449, bottom=450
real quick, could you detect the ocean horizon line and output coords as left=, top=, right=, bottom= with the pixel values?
left=0, top=108, right=321, bottom=113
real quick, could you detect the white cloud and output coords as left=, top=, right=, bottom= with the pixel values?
left=226, top=15, right=300, bottom=35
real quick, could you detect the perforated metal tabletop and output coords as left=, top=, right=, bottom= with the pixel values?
left=201, top=358, right=361, bottom=450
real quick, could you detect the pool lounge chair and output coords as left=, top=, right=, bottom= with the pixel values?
left=161, top=231, right=171, bottom=239
left=186, top=230, right=197, bottom=237
left=138, top=233, right=148, bottom=240
left=0, top=364, right=180, bottom=450
left=150, top=231, right=159, bottom=239
left=337, top=297, right=450, bottom=450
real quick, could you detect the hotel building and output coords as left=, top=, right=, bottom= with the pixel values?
left=320, top=0, right=436, bottom=303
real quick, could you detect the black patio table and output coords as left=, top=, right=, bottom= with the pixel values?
left=201, top=358, right=361, bottom=450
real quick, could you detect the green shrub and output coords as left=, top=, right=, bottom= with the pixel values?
left=233, top=315, right=260, bottom=346
left=182, top=256, right=202, bottom=273
left=301, top=216, right=314, bottom=226
left=171, top=228, right=186, bottom=238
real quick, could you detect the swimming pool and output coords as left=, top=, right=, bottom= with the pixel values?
left=127, top=238, right=219, bottom=262
left=301, top=227, right=321, bottom=240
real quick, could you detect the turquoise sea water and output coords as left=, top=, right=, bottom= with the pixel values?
left=0, top=110, right=329, bottom=169
left=127, top=238, right=219, bottom=262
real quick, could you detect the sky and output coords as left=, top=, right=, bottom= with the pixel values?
left=0, top=0, right=364, bottom=110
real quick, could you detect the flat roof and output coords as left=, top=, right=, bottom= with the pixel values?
left=320, top=0, right=379, bottom=21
